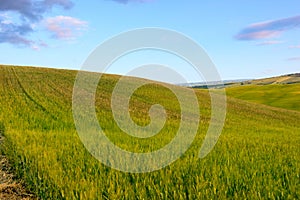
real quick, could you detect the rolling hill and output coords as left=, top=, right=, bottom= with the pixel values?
left=249, top=73, right=300, bottom=85
left=226, top=83, right=300, bottom=112
left=0, top=65, right=299, bottom=199
left=190, top=73, right=300, bottom=89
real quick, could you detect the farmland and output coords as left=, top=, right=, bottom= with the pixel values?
left=226, top=83, right=300, bottom=112
left=0, top=65, right=299, bottom=199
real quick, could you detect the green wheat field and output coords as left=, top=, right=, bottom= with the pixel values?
left=0, top=65, right=299, bottom=199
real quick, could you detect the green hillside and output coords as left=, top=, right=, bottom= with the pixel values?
left=226, top=83, right=300, bottom=112
left=0, top=65, right=299, bottom=199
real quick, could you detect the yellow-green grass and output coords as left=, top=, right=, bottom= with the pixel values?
left=250, top=74, right=300, bottom=85
left=0, top=65, right=299, bottom=199
left=226, top=83, right=300, bottom=112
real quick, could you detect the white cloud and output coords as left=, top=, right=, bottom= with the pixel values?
left=44, top=16, right=88, bottom=40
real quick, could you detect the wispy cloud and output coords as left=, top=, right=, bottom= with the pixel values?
left=45, top=16, right=88, bottom=40
left=31, top=40, right=48, bottom=51
left=109, top=0, right=153, bottom=4
left=235, top=15, right=300, bottom=41
left=287, top=56, right=300, bottom=61
left=0, top=0, right=80, bottom=48
left=289, top=45, right=300, bottom=49
left=257, top=40, right=283, bottom=46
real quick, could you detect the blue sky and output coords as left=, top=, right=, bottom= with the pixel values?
left=0, top=0, right=300, bottom=82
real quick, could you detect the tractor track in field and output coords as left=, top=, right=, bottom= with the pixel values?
left=11, top=68, right=58, bottom=121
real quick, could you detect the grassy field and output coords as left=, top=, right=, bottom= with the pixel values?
left=226, top=83, right=300, bottom=112
left=250, top=73, right=300, bottom=85
left=0, top=65, right=299, bottom=199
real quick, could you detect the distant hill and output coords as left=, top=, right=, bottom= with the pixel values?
left=181, top=79, right=251, bottom=89
left=249, top=73, right=300, bottom=85
left=226, top=80, right=300, bottom=112
left=226, top=83, right=300, bottom=111
left=189, top=73, right=300, bottom=88
left=189, top=73, right=300, bottom=111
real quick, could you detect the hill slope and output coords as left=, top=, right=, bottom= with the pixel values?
left=0, top=65, right=299, bottom=199
left=250, top=73, right=300, bottom=85
left=190, top=73, right=300, bottom=89
left=226, top=83, right=300, bottom=111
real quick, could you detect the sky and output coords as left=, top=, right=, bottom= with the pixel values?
left=0, top=0, right=300, bottom=82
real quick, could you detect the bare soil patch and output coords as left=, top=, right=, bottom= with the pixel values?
left=0, top=135, right=36, bottom=200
